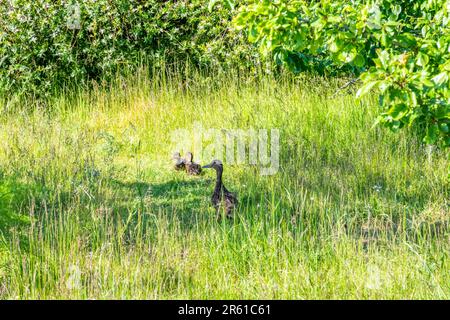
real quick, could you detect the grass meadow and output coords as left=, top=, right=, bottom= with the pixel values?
left=0, top=67, right=448, bottom=299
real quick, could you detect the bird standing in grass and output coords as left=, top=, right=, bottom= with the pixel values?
left=185, top=152, right=202, bottom=175
left=172, top=152, right=186, bottom=171
left=202, top=160, right=237, bottom=219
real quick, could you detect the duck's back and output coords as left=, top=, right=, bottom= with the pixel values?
left=174, top=159, right=185, bottom=171
left=212, top=186, right=237, bottom=218
left=186, top=162, right=202, bottom=175
left=222, top=186, right=237, bottom=204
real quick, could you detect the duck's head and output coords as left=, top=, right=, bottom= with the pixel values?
left=172, top=152, right=181, bottom=160
left=185, top=152, right=194, bottom=163
left=172, top=152, right=185, bottom=165
left=202, top=159, right=223, bottom=170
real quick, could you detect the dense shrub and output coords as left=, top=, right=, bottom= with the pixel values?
left=0, top=0, right=258, bottom=96
left=234, top=0, right=450, bottom=148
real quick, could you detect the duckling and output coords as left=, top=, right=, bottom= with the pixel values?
left=202, top=160, right=237, bottom=219
left=185, top=152, right=202, bottom=175
left=172, top=152, right=186, bottom=171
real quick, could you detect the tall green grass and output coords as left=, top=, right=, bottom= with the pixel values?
left=0, top=66, right=448, bottom=299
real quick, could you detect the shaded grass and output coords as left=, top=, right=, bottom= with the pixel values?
left=0, top=67, right=448, bottom=299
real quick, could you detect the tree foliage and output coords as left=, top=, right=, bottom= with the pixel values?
left=233, top=0, right=450, bottom=147
left=0, top=0, right=258, bottom=97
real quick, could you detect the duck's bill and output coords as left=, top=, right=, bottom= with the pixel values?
left=202, top=163, right=213, bottom=168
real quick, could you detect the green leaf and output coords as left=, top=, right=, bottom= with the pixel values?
left=439, top=123, right=449, bottom=133
left=388, top=103, right=408, bottom=120
left=416, top=52, right=429, bottom=67
left=248, top=25, right=258, bottom=42
left=408, top=91, right=417, bottom=107
left=367, top=4, right=382, bottom=30
left=338, top=49, right=357, bottom=63
left=328, top=37, right=343, bottom=53
left=353, top=54, right=365, bottom=68
left=432, top=72, right=448, bottom=86
left=424, top=124, right=439, bottom=144
left=356, top=80, right=380, bottom=98
left=422, top=78, right=435, bottom=87
left=376, top=50, right=390, bottom=69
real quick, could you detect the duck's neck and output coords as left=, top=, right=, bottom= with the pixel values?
left=214, top=168, right=223, bottom=193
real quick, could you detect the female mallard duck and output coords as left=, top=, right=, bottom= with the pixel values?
left=185, top=152, right=202, bottom=175
left=202, top=160, right=237, bottom=219
left=172, top=152, right=186, bottom=171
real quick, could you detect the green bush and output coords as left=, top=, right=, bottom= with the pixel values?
left=234, top=0, right=450, bottom=148
left=0, top=0, right=258, bottom=97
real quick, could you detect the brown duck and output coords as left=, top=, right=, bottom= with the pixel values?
left=172, top=152, right=186, bottom=171
left=202, top=160, right=238, bottom=219
left=185, top=152, right=202, bottom=175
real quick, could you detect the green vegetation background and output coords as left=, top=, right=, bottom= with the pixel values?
left=0, top=0, right=448, bottom=299
left=0, top=0, right=258, bottom=97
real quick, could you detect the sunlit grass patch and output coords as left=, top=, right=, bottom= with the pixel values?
left=0, top=68, right=448, bottom=299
